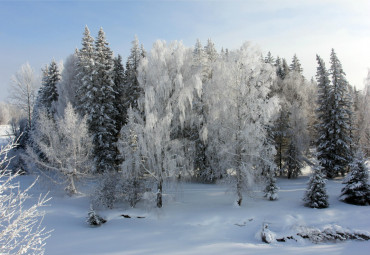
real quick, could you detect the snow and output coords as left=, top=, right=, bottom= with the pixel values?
left=14, top=174, right=370, bottom=255
left=2, top=125, right=370, bottom=254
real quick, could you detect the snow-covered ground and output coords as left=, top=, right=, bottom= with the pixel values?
left=16, top=173, right=370, bottom=255
left=2, top=126, right=369, bottom=255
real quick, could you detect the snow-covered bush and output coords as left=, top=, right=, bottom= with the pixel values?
left=0, top=142, right=50, bottom=254
left=303, top=159, right=329, bottom=208
left=264, top=173, right=279, bottom=201
left=86, top=206, right=106, bottom=226
left=340, top=151, right=370, bottom=205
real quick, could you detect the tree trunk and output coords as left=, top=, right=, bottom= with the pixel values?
left=156, top=178, right=163, bottom=208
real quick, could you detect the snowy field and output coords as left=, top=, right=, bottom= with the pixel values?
left=16, top=172, right=370, bottom=255
left=2, top=125, right=370, bottom=255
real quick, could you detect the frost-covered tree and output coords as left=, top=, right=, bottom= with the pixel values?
left=303, top=158, right=329, bottom=208
left=138, top=40, right=202, bottom=208
left=206, top=42, right=278, bottom=205
left=0, top=142, right=50, bottom=254
left=124, top=36, right=145, bottom=112
left=9, top=63, right=39, bottom=129
left=117, top=108, right=146, bottom=207
left=56, top=52, right=80, bottom=114
left=340, top=151, right=370, bottom=205
left=27, top=103, right=93, bottom=195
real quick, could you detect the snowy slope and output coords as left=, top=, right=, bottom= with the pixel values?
left=16, top=173, right=370, bottom=255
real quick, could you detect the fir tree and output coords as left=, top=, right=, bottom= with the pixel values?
left=327, top=49, right=353, bottom=177
left=264, top=51, right=275, bottom=64
left=92, top=27, right=119, bottom=173
left=315, top=55, right=332, bottom=177
left=264, top=171, right=279, bottom=201
left=113, top=54, right=126, bottom=129
left=290, top=54, right=303, bottom=74
left=36, top=60, right=60, bottom=117
left=303, top=159, right=329, bottom=208
left=124, top=36, right=145, bottom=111
left=340, top=151, right=370, bottom=205
left=284, top=138, right=303, bottom=179
left=76, top=26, right=95, bottom=117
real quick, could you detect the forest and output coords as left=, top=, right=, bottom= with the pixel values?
left=1, top=26, right=370, bottom=254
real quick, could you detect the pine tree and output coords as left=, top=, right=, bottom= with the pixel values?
left=303, top=159, right=329, bottom=208
left=340, top=151, right=370, bottom=205
left=327, top=49, right=353, bottom=178
left=290, top=54, right=303, bottom=74
left=124, top=36, right=144, bottom=111
left=92, top=27, right=119, bottom=173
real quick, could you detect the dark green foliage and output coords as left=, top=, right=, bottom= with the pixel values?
left=87, top=207, right=106, bottom=226
left=304, top=161, right=329, bottom=208
left=340, top=151, right=370, bottom=205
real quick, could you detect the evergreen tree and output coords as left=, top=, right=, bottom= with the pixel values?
left=204, top=38, right=218, bottom=64
left=340, top=151, right=370, bottom=205
left=92, top=27, right=119, bottom=173
left=290, top=54, right=303, bottom=74
left=35, top=60, right=60, bottom=117
left=124, top=36, right=145, bottom=111
left=303, top=159, right=329, bottom=208
left=76, top=26, right=95, bottom=117
left=264, top=170, right=279, bottom=201
left=264, top=51, right=275, bottom=64
left=284, top=138, right=303, bottom=179
left=327, top=49, right=353, bottom=177
left=315, top=55, right=333, bottom=177
left=113, top=54, right=126, bottom=129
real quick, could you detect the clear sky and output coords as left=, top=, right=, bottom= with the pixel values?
left=1, top=0, right=369, bottom=102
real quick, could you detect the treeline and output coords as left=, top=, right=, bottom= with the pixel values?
left=8, top=26, right=370, bottom=211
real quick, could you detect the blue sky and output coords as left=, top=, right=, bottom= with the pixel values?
left=1, top=0, right=369, bottom=102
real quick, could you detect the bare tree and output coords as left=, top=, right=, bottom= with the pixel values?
left=9, top=63, right=39, bottom=128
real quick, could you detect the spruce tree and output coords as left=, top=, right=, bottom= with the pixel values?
left=264, top=51, right=275, bottom=64
left=303, top=159, right=329, bottom=208
left=113, top=54, right=126, bottom=129
left=290, top=54, right=303, bottom=74
left=264, top=171, right=279, bottom=201
left=340, top=151, right=370, bottom=205
left=124, top=36, right=145, bottom=112
left=36, top=60, right=60, bottom=116
left=315, top=55, right=333, bottom=177
left=92, top=27, right=119, bottom=173
left=76, top=26, right=95, bottom=117
left=327, top=49, right=353, bottom=177
left=285, top=139, right=303, bottom=179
